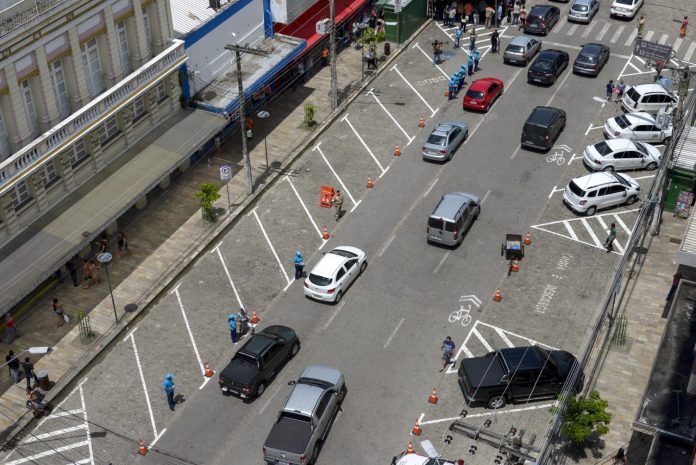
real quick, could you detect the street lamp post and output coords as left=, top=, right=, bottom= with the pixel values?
left=257, top=110, right=270, bottom=173
left=96, top=252, right=118, bottom=324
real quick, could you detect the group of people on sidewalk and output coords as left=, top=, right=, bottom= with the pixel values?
left=5, top=350, right=40, bottom=391
left=436, top=0, right=528, bottom=30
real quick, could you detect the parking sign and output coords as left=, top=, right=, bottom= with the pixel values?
left=220, top=164, right=232, bottom=181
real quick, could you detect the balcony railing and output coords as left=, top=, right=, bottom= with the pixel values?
left=0, top=38, right=188, bottom=195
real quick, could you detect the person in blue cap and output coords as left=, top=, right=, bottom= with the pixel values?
left=451, top=74, right=460, bottom=97
left=473, top=49, right=481, bottom=72
left=448, top=77, right=456, bottom=100
left=163, top=374, right=176, bottom=411
left=457, top=68, right=466, bottom=93
left=467, top=55, right=474, bottom=76
left=293, top=251, right=305, bottom=280
left=453, top=26, right=462, bottom=49
left=228, top=313, right=237, bottom=344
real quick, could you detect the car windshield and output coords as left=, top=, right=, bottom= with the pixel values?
left=568, top=181, right=585, bottom=197
left=612, top=173, right=631, bottom=187
left=427, top=133, right=447, bottom=146
left=572, top=4, right=589, bottom=11
left=234, top=353, right=258, bottom=367
left=309, top=273, right=332, bottom=286
left=507, top=45, right=524, bottom=53
left=330, top=249, right=357, bottom=258
left=593, top=141, right=614, bottom=156
left=428, top=217, right=444, bottom=229
left=534, top=60, right=555, bottom=71
left=626, top=87, right=640, bottom=101
left=466, top=90, right=485, bottom=99
left=634, top=141, right=648, bottom=155
left=576, top=53, right=596, bottom=64
left=615, top=0, right=633, bottom=4
left=615, top=115, right=631, bottom=129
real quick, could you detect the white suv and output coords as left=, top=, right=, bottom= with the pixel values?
left=610, top=0, right=643, bottom=18
left=563, top=172, right=640, bottom=216
left=621, top=84, right=678, bottom=114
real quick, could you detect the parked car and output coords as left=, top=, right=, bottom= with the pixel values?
left=610, top=0, right=643, bottom=18
left=604, top=112, right=673, bottom=144
left=457, top=346, right=583, bottom=409
left=503, top=35, right=542, bottom=65
left=426, top=192, right=480, bottom=247
left=391, top=452, right=460, bottom=465
left=573, top=43, right=610, bottom=76
left=219, top=325, right=300, bottom=399
left=583, top=139, right=661, bottom=172
left=304, top=246, right=367, bottom=304
left=524, top=5, right=560, bottom=35
left=422, top=121, right=469, bottom=161
left=263, top=365, right=346, bottom=465
left=521, top=106, right=566, bottom=151
left=527, top=49, right=569, bottom=85
left=462, top=77, right=504, bottom=112
left=563, top=171, right=640, bottom=215
left=568, top=0, right=599, bottom=23
left=621, top=83, right=678, bottom=114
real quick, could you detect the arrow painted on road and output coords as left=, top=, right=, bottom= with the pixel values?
left=553, top=144, right=572, bottom=152
left=459, top=294, right=481, bottom=307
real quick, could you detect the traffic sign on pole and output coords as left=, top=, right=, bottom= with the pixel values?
left=634, top=39, right=672, bottom=62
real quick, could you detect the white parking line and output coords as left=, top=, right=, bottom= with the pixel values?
left=494, top=327, right=514, bottom=348
left=313, top=142, right=361, bottom=211
left=548, top=186, right=563, bottom=198
left=566, top=24, right=578, bottom=36
left=643, top=31, right=654, bottom=41
left=633, top=174, right=656, bottom=180
left=673, top=38, right=683, bottom=53
left=413, top=42, right=449, bottom=78
left=285, top=176, right=326, bottom=241
left=585, top=123, right=603, bottom=135
left=581, top=21, right=597, bottom=38
left=552, top=17, right=567, bottom=34
left=598, top=216, right=624, bottom=254
left=685, top=42, right=696, bottom=62
left=613, top=213, right=632, bottom=235
left=481, top=189, right=492, bottom=205
left=78, top=382, right=95, bottom=465
left=22, top=424, right=87, bottom=444
left=342, top=114, right=389, bottom=175
left=563, top=220, right=578, bottom=241
left=213, top=244, right=244, bottom=309
left=423, top=177, right=439, bottom=198
left=384, top=317, right=405, bottom=349
left=472, top=327, right=493, bottom=352
left=419, top=403, right=556, bottom=425
left=433, top=251, right=451, bottom=274
left=609, top=26, right=625, bottom=44
left=170, top=285, right=207, bottom=379
left=366, top=88, right=415, bottom=145
left=568, top=153, right=582, bottom=165
left=5, top=441, right=92, bottom=465
left=595, top=23, right=611, bottom=41
left=658, top=33, right=668, bottom=44
left=248, top=208, right=293, bottom=288
left=580, top=218, right=602, bottom=247
left=378, top=234, right=396, bottom=258
left=392, top=64, right=438, bottom=117
left=624, top=28, right=638, bottom=46
left=323, top=301, right=346, bottom=330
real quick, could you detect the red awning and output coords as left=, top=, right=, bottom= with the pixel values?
left=275, top=0, right=369, bottom=52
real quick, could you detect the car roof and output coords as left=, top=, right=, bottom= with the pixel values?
left=299, top=365, right=343, bottom=386
left=630, top=83, right=670, bottom=95
left=623, top=112, right=656, bottom=124
left=240, top=334, right=275, bottom=355
left=572, top=172, right=621, bottom=189
left=432, top=192, right=477, bottom=220
left=530, top=4, right=555, bottom=13
left=580, top=43, right=605, bottom=54
left=572, top=0, right=594, bottom=5
left=284, top=383, right=325, bottom=416
left=499, top=346, right=545, bottom=371
left=469, top=79, right=494, bottom=91
left=527, top=106, right=563, bottom=124
left=311, top=253, right=347, bottom=277
left=509, top=35, right=535, bottom=45
left=601, top=139, right=638, bottom=151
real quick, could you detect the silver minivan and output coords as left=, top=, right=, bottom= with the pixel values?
left=427, top=192, right=480, bottom=246
left=504, top=36, right=542, bottom=66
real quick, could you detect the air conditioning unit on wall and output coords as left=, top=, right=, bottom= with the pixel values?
left=316, top=18, right=330, bottom=35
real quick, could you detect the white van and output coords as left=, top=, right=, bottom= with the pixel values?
left=621, top=84, right=678, bottom=114
left=563, top=172, right=640, bottom=216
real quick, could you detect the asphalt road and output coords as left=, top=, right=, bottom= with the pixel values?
left=3, top=3, right=691, bottom=465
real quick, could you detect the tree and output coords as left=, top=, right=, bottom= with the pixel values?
left=557, top=390, right=611, bottom=448
left=196, top=182, right=221, bottom=223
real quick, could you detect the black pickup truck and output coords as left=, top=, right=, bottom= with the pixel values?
left=219, top=325, right=299, bottom=399
left=458, top=345, right=583, bottom=409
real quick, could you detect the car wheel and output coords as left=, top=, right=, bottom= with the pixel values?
left=545, top=27, right=549, bottom=35
left=360, top=261, right=367, bottom=273
left=585, top=205, right=597, bottom=216
left=602, top=165, right=615, bottom=172
left=448, top=151, right=453, bottom=161
left=338, top=385, right=347, bottom=403
left=645, top=162, right=657, bottom=170
left=310, top=442, right=321, bottom=465
left=464, top=130, right=469, bottom=140
left=257, top=382, right=266, bottom=397
left=487, top=395, right=506, bottom=409
left=626, top=195, right=638, bottom=206
left=334, top=291, right=343, bottom=304
left=664, top=137, right=672, bottom=145
left=290, top=342, right=300, bottom=357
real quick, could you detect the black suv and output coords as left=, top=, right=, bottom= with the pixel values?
left=528, top=49, right=569, bottom=85
left=521, top=106, right=566, bottom=151
left=524, top=5, right=561, bottom=35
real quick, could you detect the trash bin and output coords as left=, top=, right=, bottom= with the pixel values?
left=37, top=370, right=50, bottom=391
left=384, top=42, right=391, bottom=55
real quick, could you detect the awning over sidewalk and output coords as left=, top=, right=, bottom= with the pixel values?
left=0, top=110, right=227, bottom=315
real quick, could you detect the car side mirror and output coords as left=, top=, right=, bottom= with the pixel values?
left=501, top=374, right=510, bottom=383
left=288, top=380, right=296, bottom=386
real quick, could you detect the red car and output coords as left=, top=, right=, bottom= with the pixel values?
left=462, top=77, right=504, bottom=112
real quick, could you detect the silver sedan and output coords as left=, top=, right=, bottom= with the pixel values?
left=422, top=121, right=469, bottom=162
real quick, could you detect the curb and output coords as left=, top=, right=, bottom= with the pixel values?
left=1, top=18, right=435, bottom=448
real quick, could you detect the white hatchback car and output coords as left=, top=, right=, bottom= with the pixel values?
left=304, top=246, right=367, bottom=304
left=604, top=112, right=672, bottom=143
left=583, top=139, right=661, bottom=172
left=621, top=83, right=678, bottom=114
left=610, top=0, right=643, bottom=18
left=563, top=172, right=640, bottom=216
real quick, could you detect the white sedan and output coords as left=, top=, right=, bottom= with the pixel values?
left=304, top=246, right=367, bottom=304
left=610, top=0, right=642, bottom=18
left=583, top=139, right=661, bottom=172
left=603, top=112, right=672, bottom=144
left=393, top=453, right=459, bottom=465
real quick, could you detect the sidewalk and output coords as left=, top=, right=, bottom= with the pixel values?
left=0, top=41, right=375, bottom=436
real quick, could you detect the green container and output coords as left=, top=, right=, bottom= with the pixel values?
left=664, top=167, right=695, bottom=212
left=375, top=0, right=428, bottom=44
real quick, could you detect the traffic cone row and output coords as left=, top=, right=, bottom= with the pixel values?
left=406, top=441, right=415, bottom=454
left=204, top=362, right=214, bottom=378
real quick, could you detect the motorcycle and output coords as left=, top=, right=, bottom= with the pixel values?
left=26, top=388, right=52, bottom=417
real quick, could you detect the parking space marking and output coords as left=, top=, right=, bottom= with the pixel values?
left=285, top=176, right=326, bottom=241
left=342, top=114, right=390, bottom=175
left=609, top=26, right=625, bottom=44
left=494, top=327, right=514, bottom=348
left=391, top=64, right=439, bottom=117
left=643, top=31, right=654, bottom=41
left=433, top=251, right=451, bottom=274
left=658, top=33, right=668, bottom=45
left=472, top=327, right=493, bottom=352
left=612, top=213, right=632, bottom=236
left=170, top=285, right=207, bottom=379
left=384, top=318, right=406, bottom=349
left=510, top=145, right=521, bottom=160
left=585, top=123, right=603, bottom=135
left=481, top=189, right=491, bottom=205
left=313, top=142, right=361, bottom=211
left=552, top=17, right=567, bottom=34
left=633, top=174, right=656, bottom=181
left=323, top=301, right=346, bottom=330
left=581, top=21, right=597, bottom=38
left=597, top=216, right=624, bottom=254
left=563, top=221, right=578, bottom=241
left=673, top=38, right=683, bottom=53
left=423, top=177, right=439, bottom=198
left=43, top=409, right=83, bottom=420
left=22, top=424, right=87, bottom=444
left=685, top=42, right=696, bottom=62
left=624, top=28, right=638, bottom=46
left=595, top=23, right=611, bottom=41
left=213, top=244, right=244, bottom=308
left=248, top=208, right=293, bottom=288
left=258, top=384, right=284, bottom=415
left=378, top=234, right=396, bottom=258
left=568, top=153, right=582, bottom=165
left=5, top=441, right=91, bottom=465
left=419, top=403, right=556, bottom=426
left=366, top=88, right=415, bottom=145
left=548, top=186, right=563, bottom=198
left=580, top=218, right=603, bottom=247
left=566, top=24, right=578, bottom=36
left=78, top=380, right=95, bottom=465
left=413, top=43, right=449, bottom=78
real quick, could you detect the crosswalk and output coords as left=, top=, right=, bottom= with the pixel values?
left=436, top=23, right=510, bottom=57
left=531, top=209, right=639, bottom=255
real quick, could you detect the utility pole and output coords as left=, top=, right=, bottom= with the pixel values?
left=329, top=0, right=338, bottom=110
left=224, top=44, right=270, bottom=195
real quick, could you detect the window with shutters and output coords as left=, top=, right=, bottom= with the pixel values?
left=142, top=8, right=153, bottom=55
left=20, top=79, right=38, bottom=138
left=50, top=59, right=70, bottom=119
left=155, top=82, right=167, bottom=103
left=67, top=139, right=88, bottom=167
left=41, top=159, right=59, bottom=187
left=130, top=95, right=146, bottom=121
left=96, top=116, right=121, bottom=145
left=117, top=21, right=131, bottom=75
left=81, top=38, right=105, bottom=98
left=11, top=180, right=32, bottom=209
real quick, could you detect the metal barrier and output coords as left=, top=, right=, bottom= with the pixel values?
left=78, top=312, right=95, bottom=345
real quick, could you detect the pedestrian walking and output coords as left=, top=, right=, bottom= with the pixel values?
left=432, top=40, right=441, bottom=64
left=485, top=5, right=495, bottom=28
left=163, top=374, right=176, bottom=411
left=615, top=80, right=626, bottom=102
left=117, top=231, right=128, bottom=258
left=681, top=16, right=688, bottom=38
left=457, top=67, right=466, bottom=92
left=294, top=250, right=305, bottom=280
left=606, top=79, right=614, bottom=100
left=52, top=298, right=65, bottom=328
left=637, top=16, right=645, bottom=39
left=454, top=26, right=462, bottom=49
left=22, top=357, right=39, bottom=391
left=82, top=259, right=91, bottom=289
left=491, top=29, right=500, bottom=53
left=321, top=46, right=329, bottom=67
left=512, top=1, right=520, bottom=25
left=497, top=3, right=503, bottom=25
left=332, top=190, right=344, bottom=221
left=65, top=259, right=78, bottom=287
left=506, top=0, right=513, bottom=24
left=440, top=336, right=456, bottom=371
left=464, top=2, right=474, bottom=24
left=448, top=5, right=456, bottom=27
left=54, top=267, right=64, bottom=284
left=666, top=271, right=682, bottom=300
left=98, top=233, right=108, bottom=254
left=473, top=49, right=481, bottom=72
left=6, top=351, right=21, bottom=384
left=5, top=314, right=18, bottom=344
left=469, top=28, right=477, bottom=51
left=90, top=260, right=100, bottom=286
left=604, top=223, right=617, bottom=252
left=228, top=313, right=238, bottom=344
left=613, top=447, right=627, bottom=464
left=519, top=5, right=527, bottom=30
left=449, top=76, right=457, bottom=99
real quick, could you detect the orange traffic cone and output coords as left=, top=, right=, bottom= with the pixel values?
left=138, top=439, right=148, bottom=456
left=367, top=176, right=374, bottom=188
left=322, top=226, right=330, bottom=240
left=411, top=418, right=422, bottom=436
left=250, top=308, right=259, bottom=324
left=428, top=388, right=439, bottom=404
left=419, top=115, right=425, bottom=128
left=511, top=259, right=519, bottom=272
left=394, top=145, right=401, bottom=157
left=445, top=88, right=450, bottom=97
left=494, top=288, right=502, bottom=302
left=524, top=231, right=532, bottom=246
left=407, top=441, right=415, bottom=454
left=204, top=362, right=214, bottom=378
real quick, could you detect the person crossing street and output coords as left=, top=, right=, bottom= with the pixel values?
left=163, top=374, right=176, bottom=411
left=294, top=250, right=305, bottom=280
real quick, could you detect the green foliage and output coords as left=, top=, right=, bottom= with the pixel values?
left=358, top=28, right=386, bottom=44
left=304, top=103, right=315, bottom=127
left=196, top=182, right=221, bottom=223
left=554, top=391, right=611, bottom=448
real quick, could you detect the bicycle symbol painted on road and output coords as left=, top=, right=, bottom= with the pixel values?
left=448, top=295, right=481, bottom=327
left=546, top=151, right=566, bottom=165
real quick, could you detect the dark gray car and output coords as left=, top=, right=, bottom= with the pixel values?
left=524, top=5, right=560, bottom=35
left=422, top=121, right=469, bottom=162
left=573, top=43, right=610, bottom=76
